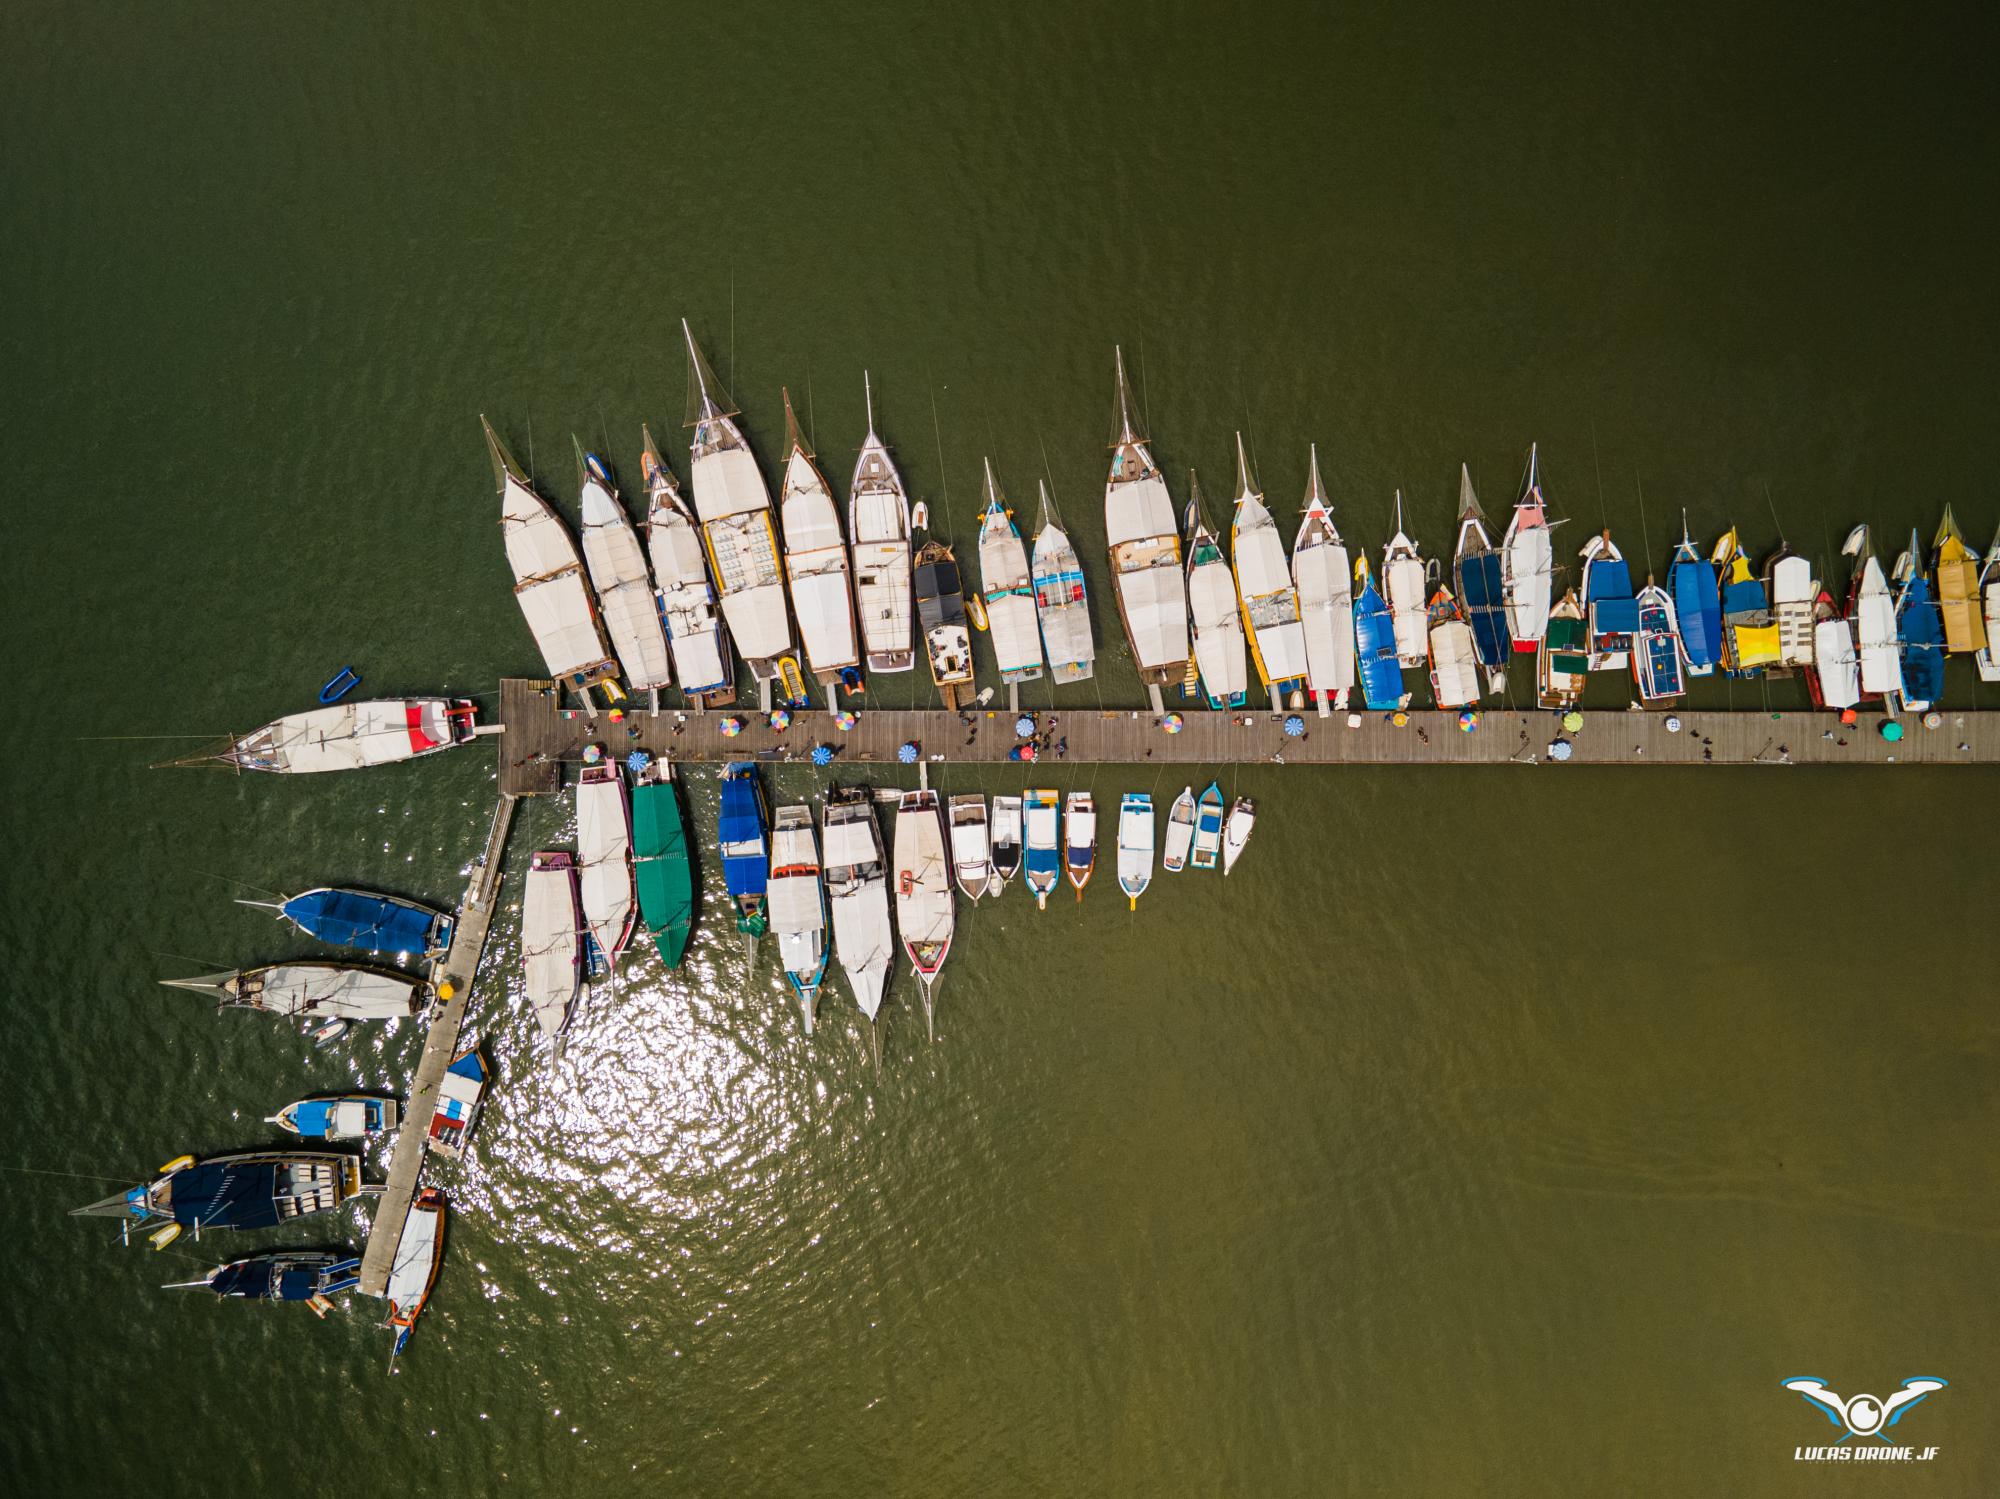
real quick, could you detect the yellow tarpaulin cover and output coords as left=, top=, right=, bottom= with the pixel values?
left=1733, top=623, right=1783, bottom=668
left=1937, top=560, right=1987, bottom=652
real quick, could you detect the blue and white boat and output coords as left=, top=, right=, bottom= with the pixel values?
left=1893, top=533, right=1945, bottom=712
left=75, top=1151, right=366, bottom=1249
left=1191, top=783, right=1225, bottom=871
left=1579, top=531, right=1638, bottom=671
left=168, top=1251, right=361, bottom=1305
left=1023, top=789, right=1061, bottom=909
left=768, top=804, right=830, bottom=1033
left=1669, top=516, right=1721, bottom=676
left=1631, top=581, right=1686, bottom=704
left=1352, top=556, right=1407, bottom=710
left=718, top=762, right=770, bottom=940
left=249, top=887, right=452, bottom=960
left=1451, top=466, right=1511, bottom=692
left=267, top=1095, right=401, bottom=1142
left=1116, top=793, right=1154, bottom=909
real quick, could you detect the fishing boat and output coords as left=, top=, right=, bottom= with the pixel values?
left=425, top=1043, right=489, bottom=1159
left=1502, top=444, right=1555, bottom=651
left=576, top=440, right=674, bottom=693
left=384, top=1187, right=446, bottom=1362
left=1631, top=580, right=1686, bottom=704
left=1713, top=528, right=1778, bottom=675
left=1161, top=786, right=1195, bottom=873
left=521, top=851, right=581, bottom=1040
left=1979, top=523, right=2000, bottom=684
left=1578, top=531, right=1637, bottom=671
left=849, top=374, right=915, bottom=673
left=1765, top=546, right=1817, bottom=675
left=208, top=697, right=477, bottom=774
left=1116, top=793, right=1153, bottom=908
left=1220, top=797, right=1256, bottom=876
left=267, top=1095, right=400, bottom=1142
left=892, top=789, right=954, bottom=1038
left=631, top=758, right=694, bottom=968
left=1231, top=434, right=1309, bottom=704
left=168, top=1251, right=360, bottom=1306
left=1352, top=556, right=1408, bottom=710
left=947, top=794, right=992, bottom=901
left=1030, top=483, right=1094, bottom=682
left=1185, top=470, right=1249, bottom=709
left=778, top=391, right=863, bottom=697
left=483, top=416, right=620, bottom=696
left=822, top=787, right=894, bottom=1062
left=1104, top=348, right=1191, bottom=693
left=160, top=963, right=421, bottom=1022
left=576, top=761, right=636, bottom=972
left=1063, top=791, right=1097, bottom=899
left=769, top=804, right=830, bottom=1033
left=1893, top=532, right=1945, bottom=712
left=681, top=321, right=807, bottom=705
left=641, top=424, right=736, bottom=705
left=1383, top=493, right=1431, bottom=668
left=1190, top=783, right=1225, bottom=870
left=1292, top=446, right=1355, bottom=710
left=1451, top=467, right=1511, bottom=691
left=1842, top=526, right=1903, bottom=702
left=75, top=1151, right=366, bottom=1243
left=1810, top=591, right=1860, bottom=710
left=1426, top=588, right=1482, bottom=707
left=1023, top=788, right=1061, bottom=907
left=1669, top=516, right=1722, bottom=676
left=989, top=794, right=1024, bottom=889
left=913, top=533, right=975, bottom=706
left=975, top=460, right=1045, bottom=686
left=1535, top=591, right=1589, bottom=710
left=1933, top=506, right=1989, bottom=655
left=718, top=761, right=770, bottom=939
left=248, top=887, right=452, bottom=960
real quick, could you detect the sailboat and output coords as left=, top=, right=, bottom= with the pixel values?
left=977, top=461, right=1045, bottom=686
left=247, top=888, right=452, bottom=960
left=1893, top=532, right=1945, bottom=712
left=522, top=851, right=582, bottom=1039
left=1669, top=515, right=1722, bottom=676
left=1190, top=783, right=1225, bottom=870
left=1978, top=523, right=2000, bottom=684
left=680, top=321, right=807, bottom=706
left=1292, top=445, right=1355, bottom=710
left=1231, top=434, right=1309, bottom=704
left=1161, top=786, right=1196, bottom=873
left=947, top=793, right=992, bottom=902
left=1502, top=443, right=1555, bottom=651
left=769, top=805, right=830, bottom=1033
left=1383, top=493, right=1430, bottom=668
left=641, top=424, right=735, bottom=705
left=1023, top=788, right=1061, bottom=907
left=383, top=1187, right=446, bottom=1363
left=1352, top=556, right=1408, bottom=710
left=913, top=528, right=976, bottom=706
left=1451, top=467, right=1511, bottom=691
left=1810, top=590, right=1861, bottom=710
left=822, top=786, right=894, bottom=1064
left=1030, top=483, right=1094, bottom=682
left=777, top=391, right=863, bottom=698
left=1841, top=526, right=1901, bottom=703
left=892, top=789, right=954, bottom=1038
left=1631, top=580, right=1687, bottom=704
left=718, top=761, right=770, bottom=939
left=576, top=440, right=674, bottom=693
left=632, top=758, right=695, bottom=968
left=990, top=794, right=1024, bottom=890
left=1104, top=347, right=1191, bottom=693
left=75, top=1152, right=367, bottom=1243
left=1184, top=469, right=1249, bottom=709
left=1063, top=791, right=1097, bottom=899
left=167, top=1251, right=360, bottom=1306
left=483, top=416, right=619, bottom=696
left=1535, top=591, right=1589, bottom=710
left=160, top=963, right=420, bottom=1022
left=576, top=761, right=636, bottom=973
left=1425, top=588, right=1482, bottom=707
left=1578, top=531, right=1637, bottom=671
left=1220, top=798, right=1256, bottom=876
left=849, top=374, right=915, bottom=673
left=210, top=698, right=476, bottom=774
left=1713, top=528, right=1778, bottom=675
left=1933, top=506, right=1989, bottom=654
left=1765, top=545, right=1817, bottom=674
left=1116, top=794, right=1154, bottom=908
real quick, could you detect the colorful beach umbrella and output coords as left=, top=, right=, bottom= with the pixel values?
left=1162, top=713, right=1185, bottom=735
left=719, top=716, right=743, bottom=738
left=769, top=709, right=791, bottom=731
left=834, top=709, right=859, bottom=731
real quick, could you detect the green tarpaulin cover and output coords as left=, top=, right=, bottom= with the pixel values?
left=632, top=782, right=694, bottom=968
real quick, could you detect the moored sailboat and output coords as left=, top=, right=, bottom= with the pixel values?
left=1893, top=532, right=1945, bottom=712
left=769, top=804, right=830, bottom=1033
left=977, top=460, right=1045, bottom=686
left=1714, top=528, right=1779, bottom=675
left=1185, top=469, right=1249, bottom=709
left=76, top=1151, right=366, bottom=1242
left=160, top=963, right=420, bottom=1022
left=631, top=758, right=695, bottom=968
left=777, top=391, right=862, bottom=697
left=1292, top=445, right=1355, bottom=710
left=718, top=761, right=770, bottom=939
left=1843, top=525, right=1903, bottom=703
left=1669, top=515, right=1722, bottom=677
left=249, top=887, right=451, bottom=960
left=892, top=789, right=954, bottom=1038
left=1161, top=786, right=1195, bottom=873
left=913, top=531, right=976, bottom=706
left=268, top=1095, right=399, bottom=1142
left=822, top=786, right=894, bottom=1064
left=1030, top=483, right=1094, bottom=682
left=384, top=1186, right=446, bottom=1363
left=168, top=1251, right=360, bottom=1306
left=1352, top=556, right=1408, bottom=710
left=1116, top=793, right=1153, bottom=908
left=1502, top=444, right=1555, bottom=651
left=1104, top=347, right=1191, bottom=694
left=521, top=852, right=581, bottom=1040
left=1810, top=590, right=1860, bottom=710
left=1579, top=531, right=1637, bottom=671
left=641, top=424, right=736, bottom=705
left=1631, top=580, right=1686, bottom=704
left=1063, top=791, right=1097, bottom=899
left=1190, top=783, right=1225, bottom=870
left=1452, top=466, right=1511, bottom=692
left=1383, top=493, right=1431, bottom=668
left=1425, top=588, right=1482, bottom=707
left=1933, top=506, right=1989, bottom=655
left=1535, top=590, right=1588, bottom=710
left=576, top=440, right=674, bottom=693
left=947, top=793, right=992, bottom=902
left=990, top=794, right=1024, bottom=889
left=1231, top=434, right=1308, bottom=704
left=576, top=761, right=636, bottom=972
left=209, top=698, right=476, bottom=774
left=1023, top=788, right=1061, bottom=907
left=849, top=374, right=915, bottom=673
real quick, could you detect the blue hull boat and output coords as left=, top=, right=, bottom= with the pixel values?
left=1895, top=537, right=1946, bottom=710
left=255, top=887, right=453, bottom=959
left=1669, top=526, right=1722, bottom=675
left=268, top=1094, right=400, bottom=1141
left=173, top=1251, right=361, bottom=1303
left=718, top=762, right=770, bottom=938
left=1353, top=558, right=1405, bottom=710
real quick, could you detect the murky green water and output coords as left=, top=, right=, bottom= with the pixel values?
left=4, top=3, right=1996, bottom=1493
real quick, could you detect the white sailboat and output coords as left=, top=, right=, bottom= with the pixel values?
left=769, top=805, right=830, bottom=1034
left=822, top=787, right=894, bottom=1065
left=1812, top=592, right=1861, bottom=710
left=213, top=697, right=475, bottom=774
left=849, top=373, right=915, bottom=673
left=1231, top=433, right=1308, bottom=702
left=1843, top=526, right=1903, bottom=701
left=576, top=762, right=635, bottom=972
left=1768, top=549, right=1817, bottom=670
left=948, top=793, right=992, bottom=902
left=1104, top=347, right=1191, bottom=694
left=1185, top=469, right=1249, bottom=709
left=893, top=789, right=954, bottom=1039
left=989, top=794, right=1024, bottom=890
left=1116, top=793, right=1154, bottom=909
left=575, top=439, right=673, bottom=692
left=1502, top=443, right=1555, bottom=651
left=977, top=460, right=1045, bottom=686
left=777, top=392, right=862, bottom=697
left=641, top=424, right=735, bottom=705
left=1383, top=491, right=1431, bottom=668
left=1031, top=482, right=1095, bottom=682
left=1220, top=798, right=1256, bottom=876
left=1161, top=786, right=1196, bottom=873
left=521, top=852, right=581, bottom=1040
left=680, top=320, right=807, bottom=705
left=1291, top=445, right=1354, bottom=712
left=1979, top=523, right=2000, bottom=684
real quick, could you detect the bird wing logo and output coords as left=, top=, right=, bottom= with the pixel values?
left=1782, top=1377, right=1947, bottom=1443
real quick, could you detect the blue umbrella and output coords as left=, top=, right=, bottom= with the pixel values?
left=898, top=742, right=919, bottom=764
left=1283, top=715, right=1306, bottom=737
left=1015, top=716, right=1036, bottom=738
left=1548, top=739, right=1574, bottom=761
left=626, top=750, right=652, bottom=772
left=810, top=744, right=834, bottom=767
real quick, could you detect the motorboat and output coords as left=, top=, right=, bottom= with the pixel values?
left=1161, top=786, right=1196, bottom=873
left=1220, top=797, right=1255, bottom=876
left=1063, top=791, right=1097, bottom=899
left=948, top=793, right=992, bottom=901
left=989, top=794, right=1024, bottom=889
left=1116, top=793, right=1153, bottom=908
left=1190, top=782, right=1224, bottom=870
left=768, top=804, right=830, bottom=1032
left=1023, top=788, right=1061, bottom=908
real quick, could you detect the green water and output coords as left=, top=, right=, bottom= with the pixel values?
left=5, top=3, right=1996, bottom=1493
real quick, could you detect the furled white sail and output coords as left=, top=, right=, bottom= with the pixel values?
left=849, top=374, right=915, bottom=673
left=1813, top=616, right=1860, bottom=709
left=777, top=396, right=860, bottom=688
left=641, top=431, right=734, bottom=699
left=487, top=418, right=616, bottom=686
left=578, top=447, right=674, bottom=691
left=978, top=461, right=1045, bottom=685
left=576, top=767, right=634, bottom=969
left=1230, top=434, right=1307, bottom=691
left=1104, top=348, right=1190, bottom=684
left=1292, top=445, right=1354, bottom=705
left=1853, top=553, right=1903, bottom=697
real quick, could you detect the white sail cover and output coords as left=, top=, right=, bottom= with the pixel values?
left=242, top=964, right=417, bottom=1020
left=850, top=433, right=914, bottom=672
left=645, top=493, right=731, bottom=697
left=580, top=473, right=673, bottom=690
left=1771, top=555, right=1816, bottom=667
left=521, top=859, right=579, bottom=1039
left=768, top=812, right=826, bottom=982
left=1854, top=558, right=1903, bottom=696
left=233, top=699, right=463, bottom=774
left=1503, top=510, right=1554, bottom=646
left=1429, top=619, right=1482, bottom=707
left=502, top=471, right=611, bottom=682
left=1105, top=368, right=1191, bottom=680
left=1187, top=547, right=1248, bottom=704
left=1293, top=522, right=1354, bottom=698
left=1032, top=513, right=1094, bottom=681
left=1385, top=537, right=1429, bottom=666
left=979, top=500, right=1044, bottom=684
left=576, top=770, right=634, bottom=965
left=1234, top=494, right=1308, bottom=686
left=822, top=802, right=893, bottom=1020
left=690, top=423, right=792, bottom=670
left=1813, top=617, right=1860, bottom=709
left=892, top=798, right=953, bottom=956
left=385, top=1195, right=443, bottom=1321
left=781, top=450, right=859, bottom=678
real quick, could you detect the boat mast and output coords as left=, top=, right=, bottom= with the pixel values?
left=681, top=319, right=737, bottom=427
left=862, top=370, right=879, bottom=443
left=981, top=457, right=1005, bottom=519
left=480, top=414, right=530, bottom=494
left=1304, top=444, right=1330, bottom=514
left=1036, top=479, right=1062, bottom=535
left=1232, top=432, right=1258, bottom=511
left=1458, top=463, right=1482, bottom=523
left=1112, top=345, right=1142, bottom=447
left=1184, top=467, right=1209, bottom=538
left=782, top=387, right=811, bottom=459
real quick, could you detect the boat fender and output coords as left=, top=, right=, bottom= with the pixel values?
left=158, top=1154, right=195, bottom=1176
left=899, top=871, right=914, bottom=896
left=148, top=1224, right=182, bottom=1251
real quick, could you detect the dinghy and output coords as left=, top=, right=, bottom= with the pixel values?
left=384, top=1187, right=446, bottom=1362
left=1191, top=783, right=1225, bottom=870
left=1030, top=483, right=1094, bottom=682
left=977, top=461, right=1045, bottom=686
left=1426, top=588, right=1482, bottom=707
left=576, top=762, right=636, bottom=972
left=849, top=374, right=916, bottom=673
left=1766, top=547, right=1817, bottom=673
left=425, top=1044, right=489, bottom=1159
left=948, top=794, right=992, bottom=902
left=1161, top=786, right=1196, bottom=873
left=318, top=667, right=359, bottom=704
left=483, top=416, right=619, bottom=695
left=76, top=1151, right=365, bottom=1237
left=641, top=425, right=736, bottom=705
left=1383, top=493, right=1431, bottom=668
left=1843, top=526, right=1903, bottom=702
left=1631, top=580, right=1686, bottom=704
left=631, top=759, right=695, bottom=968
left=1292, top=446, right=1355, bottom=710
left=1116, top=793, right=1154, bottom=908
left=1064, top=791, right=1097, bottom=900
left=521, top=852, right=581, bottom=1040
left=168, top=1251, right=360, bottom=1306
left=1185, top=470, right=1249, bottom=709
left=267, top=1095, right=399, bottom=1142
left=161, top=963, right=420, bottom=1022
left=1978, top=523, right=2000, bottom=684
left=1220, top=797, right=1256, bottom=876
left=681, top=321, right=807, bottom=704
left=892, top=789, right=954, bottom=1038
left=213, top=698, right=476, bottom=774
left=1933, top=506, right=1989, bottom=654
left=1502, top=443, right=1555, bottom=651
left=1452, top=466, right=1511, bottom=692
left=769, top=805, right=830, bottom=1033
left=914, top=534, right=976, bottom=707
left=1810, top=591, right=1861, bottom=710
left=823, top=787, right=894, bottom=1061
left=1893, top=533, right=1945, bottom=712
left=1535, top=591, right=1589, bottom=710
left=1231, top=434, right=1309, bottom=704
left=1714, top=528, right=1778, bottom=675
left=718, top=762, right=770, bottom=939
left=1352, top=557, right=1408, bottom=710
left=576, top=441, right=674, bottom=693
left=252, top=888, right=452, bottom=960
left=1023, top=789, right=1062, bottom=907
left=1579, top=531, right=1637, bottom=671
left=1104, top=347, right=1191, bottom=691
left=1669, top=516, right=1722, bottom=676
left=778, top=392, right=863, bottom=697
left=989, top=794, right=1024, bottom=889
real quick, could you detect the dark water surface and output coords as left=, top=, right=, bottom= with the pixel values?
left=4, top=3, right=1996, bottom=1494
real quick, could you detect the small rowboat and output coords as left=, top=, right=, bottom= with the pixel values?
left=1064, top=791, right=1097, bottom=899
left=948, top=794, right=992, bottom=902
left=385, top=1186, right=447, bottom=1365
left=522, top=852, right=582, bottom=1040
left=989, top=794, right=1024, bottom=890
left=1221, top=798, right=1256, bottom=876
left=1191, top=782, right=1225, bottom=870
left=1161, top=787, right=1196, bottom=873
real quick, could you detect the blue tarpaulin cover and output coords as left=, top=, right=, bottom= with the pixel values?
left=281, top=888, right=447, bottom=957
left=1898, top=575, right=1945, bottom=702
left=1672, top=555, right=1723, bottom=667
left=718, top=764, right=768, bottom=899
left=1592, top=599, right=1641, bottom=633
left=1459, top=552, right=1512, bottom=665
left=1353, top=581, right=1405, bottom=709
left=1721, top=578, right=1767, bottom=614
